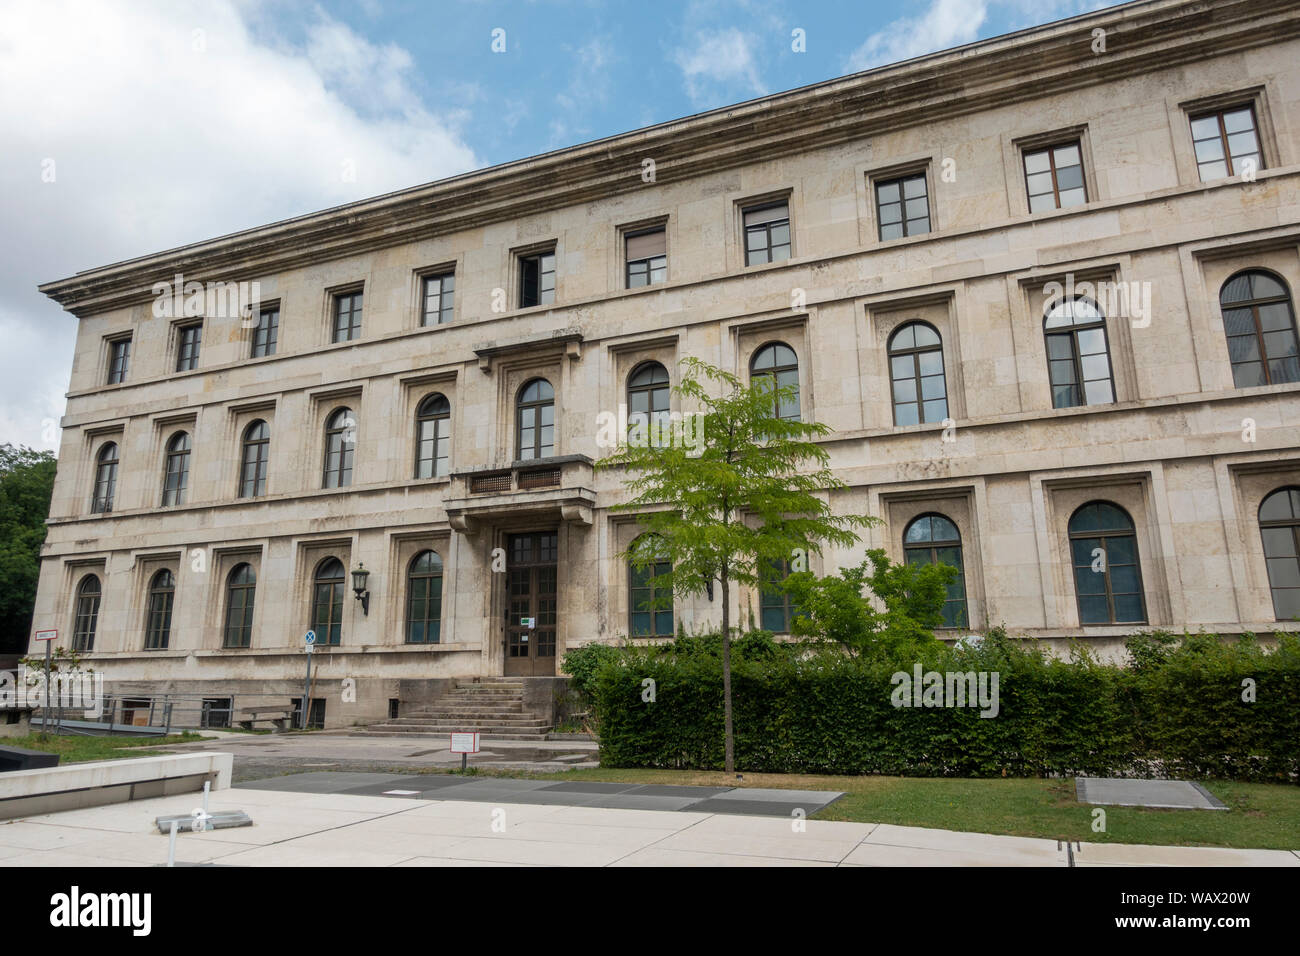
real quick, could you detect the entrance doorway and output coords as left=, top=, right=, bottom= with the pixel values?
left=504, top=531, right=558, bottom=677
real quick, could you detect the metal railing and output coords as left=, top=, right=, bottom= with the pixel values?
left=30, top=692, right=312, bottom=736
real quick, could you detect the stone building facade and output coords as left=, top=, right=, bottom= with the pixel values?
left=28, top=0, right=1300, bottom=727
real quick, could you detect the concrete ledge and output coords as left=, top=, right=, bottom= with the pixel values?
left=0, top=751, right=232, bottom=820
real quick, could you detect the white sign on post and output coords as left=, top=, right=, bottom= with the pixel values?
left=34, top=629, right=57, bottom=641
left=450, top=732, right=480, bottom=754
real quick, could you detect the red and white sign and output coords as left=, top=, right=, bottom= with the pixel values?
left=34, top=629, right=57, bottom=642
left=449, top=731, right=480, bottom=754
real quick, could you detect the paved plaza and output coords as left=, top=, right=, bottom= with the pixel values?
left=3, top=780, right=1297, bottom=867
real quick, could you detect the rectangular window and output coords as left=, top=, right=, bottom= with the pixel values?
left=291, top=697, right=326, bottom=730
left=1190, top=105, right=1262, bottom=181
left=176, top=323, right=202, bottom=371
left=1024, top=142, right=1087, bottom=212
left=201, top=698, right=232, bottom=729
left=251, top=306, right=279, bottom=357
left=107, top=337, right=131, bottom=385
left=519, top=251, right=555, bottom=307
left=625, top=229, right=667, bottom=288
left=421, top=272, right=455, bottom=325
left=332, top=291, right=363, bottom=342
left=876, top=174, right=930, bottom=240
left=743, top=203, right=790, bottom=266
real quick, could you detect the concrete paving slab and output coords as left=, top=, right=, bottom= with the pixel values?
left=501, top=820, right=667, bottom=849
left=240, top=772, right=413, bottom=793
left=0, top=821, right=106, bottom=851
left=841, top=842, right=1058, bottom=867
left=60, top=831, right=253, bottom=866
left=0, top=851, right=150, bottom=868
left=579, top=794, right=707, bottom=812
left=539, top=781, right=641, bottom=794
left=628, top=785, right=732, bottom=798
left=339, top=776, right=472, bottom=795
left=707, top=788, right=845, bottom=804
left=1076, top=777, right=1228, bottom=810
left=1076, top=841, right=1300, bottom=866
left=421, top=835, right=634, bottom=867
left=545, top=805, right=714, bottom=830
left=610, top=846, right=833, bottom=866
left=683, top=797, right=827, bottom=817
left=392, top=856, right=528, bottom=867
left=861, top=823, right=1067, bottom=865
left=654, top=830, right=865, bottom=863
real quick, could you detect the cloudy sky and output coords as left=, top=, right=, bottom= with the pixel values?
left=0, top=0, right=1112, bottom=451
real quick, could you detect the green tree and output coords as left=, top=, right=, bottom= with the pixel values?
left=0, top=444, right=57, bottom=652
left=597, top=357, right=876, bottom=772
left=783, top=549, right=956, bottom=660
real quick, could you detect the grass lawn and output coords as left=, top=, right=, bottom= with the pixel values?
left=4, top=732, right=205, bottom=764
left=512, top=767, right=1300, bottom=850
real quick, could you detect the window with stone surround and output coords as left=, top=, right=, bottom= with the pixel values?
left=223, top=563, right=256, bottom=648
left=1219, top=270, right=1299, bottom=388
left=144, top=569, right=175, bottom=650
left=1259, top=487, right=1300, bottom=622
left=1068, top=501, right=1147, bottom=625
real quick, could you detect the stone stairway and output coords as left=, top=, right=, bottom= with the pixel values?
left=356, top=678, right=551, bottom=739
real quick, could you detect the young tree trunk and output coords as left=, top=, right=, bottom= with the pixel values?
left=721, top=560, right=734, bottom=774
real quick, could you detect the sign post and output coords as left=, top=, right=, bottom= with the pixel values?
left=301, top=630, right=316, bottom=730
left=450, top=731, right=480, bottom=771
left=34, top=630, right=57, bottom=731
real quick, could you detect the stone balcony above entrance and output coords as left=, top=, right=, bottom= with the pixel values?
left=443, top=454, right=596, bottom=533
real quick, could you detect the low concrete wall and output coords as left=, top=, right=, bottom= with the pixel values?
left=0, top=751, right=232, bottom=820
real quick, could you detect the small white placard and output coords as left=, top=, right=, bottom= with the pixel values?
left=450, top=731, right=481, bottom=754
left=34, top=629, right=57, bottom=642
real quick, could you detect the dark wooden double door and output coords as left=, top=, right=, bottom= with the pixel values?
left=504, top=531, right=557, bottom=677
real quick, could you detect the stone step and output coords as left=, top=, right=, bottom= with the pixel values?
left=361, top=723, right=550, bottom=735
left=378, top=719, right=551, bottom=730
left=350, top=729, right=550, bottom=740
left=410, top=702, right=522, bottom=712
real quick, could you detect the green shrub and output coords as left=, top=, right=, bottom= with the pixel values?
left=590, top=630, right=1300, bottom=782
left=561, top=642, right=627, bottom=703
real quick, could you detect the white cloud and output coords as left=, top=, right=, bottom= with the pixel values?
left=673, top=28, right=766, bottom=108
left=845, top=0, right=1104, bottom=73
left=0, top=0, right=480, bottom=450
left=845, top=0, right=990, bottom=73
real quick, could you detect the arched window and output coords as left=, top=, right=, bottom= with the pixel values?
left=628, top=536, right=673, bottom=637
left=751, top=342, right=800, bottom=421
left=1068, top=501, right=1146, bottom=624
left=415, top=394, right=451, bottom=479
left=406, top=551, right=444, bottom=643
left=1044, top=297, right=1115, bottom=409
left=760, top=557, right=800, bottom=633
left=144, top=569, right=175, bottom=650
left=1219, top=270, right=1300, bottom=387
left=223, top=563, right=256, bottom=648
left=903, top=514, right=968, bottom=628
left=517, top=379, right=554, bottom=460
left=888, top=323, right=948, bottom=426
left=311, top=558, right=345, bottom=645
left=322, top=408, right=354, bottom=488
left=239, top=421, right=269, bottom=498
left=627, top=363, right=670, bottom=447
left=161, top=432, right=191, bottom=507
left=73, top=575, right=101, bottom=651
left=1259, top=487, right=1300, bottom=621
left=91, top=442, right=118, bottom=514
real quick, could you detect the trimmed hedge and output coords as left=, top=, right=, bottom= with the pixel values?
left=590, top=631, right=1300, bottom=782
